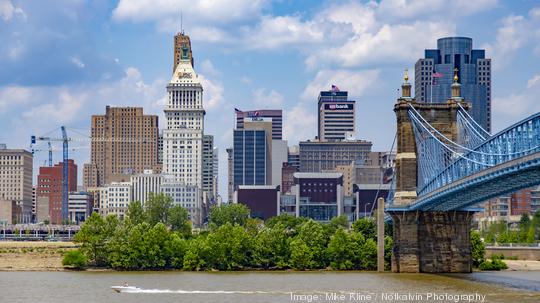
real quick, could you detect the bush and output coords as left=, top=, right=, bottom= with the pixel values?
left=479, top=255, right=508, bottom=271
left=62, top=250, right=88, bottom=269
left=471, top=231, right=485, bottom=268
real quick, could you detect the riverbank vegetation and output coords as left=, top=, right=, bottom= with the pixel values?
left=481, top=211, right=540, bottom=244
left=69, top=193, right=393, bottom=271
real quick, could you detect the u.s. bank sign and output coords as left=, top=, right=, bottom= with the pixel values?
left=325, top=104, right=353, bottom=110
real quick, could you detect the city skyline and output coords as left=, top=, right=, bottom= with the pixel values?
left=1, top=1, right=540, bottom=200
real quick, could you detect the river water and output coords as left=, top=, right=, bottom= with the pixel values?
left=1, top=271, right=539, bottom=303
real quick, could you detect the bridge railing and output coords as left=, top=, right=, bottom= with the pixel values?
left=417, top=112, right=540, bottom=196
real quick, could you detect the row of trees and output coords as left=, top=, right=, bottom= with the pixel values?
left=481, top=211, right=540, bottom=244
left=69, top=193, right=393, bottom=271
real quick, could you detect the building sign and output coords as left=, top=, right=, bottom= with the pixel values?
left=247, top=111, right=261, bottom=117
left=325, top=104, right=353, bottom=110
left=177, top=72, right=192, bottom=79
left=247, top=117, right=272, bottom=122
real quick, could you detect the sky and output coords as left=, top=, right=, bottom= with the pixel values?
left=1, top=0, right=540, bottom=199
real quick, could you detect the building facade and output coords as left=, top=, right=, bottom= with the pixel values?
left=291, top=172, right=343, bottom=222
left=100, top=182, right=132, bottom=219
left=131, top=170, right=163, bottom=205
left=318, top=88, right=356, bottom=141
left=68, top=192, right=93, bottom=224
left=202, top=135, right=215, bottom=197
left=299, top=140, right=372, bottom=173
left=37, top=160, right=77, bottom=224
left=234, top=185, right=280, bottom=220
left=226, top=147, right=234, bottom=203
left=233, top=129, right=268, bottom=189
left=0, top=147, right=33, bottom=223
left=414, top=37, right=491, bottom=131
left=161, top=177, right=200, bottom=224
left=162, top=32, right=204, bottom=216
left=281, top=162, right=298, bottom=194
left=235, top=109, right=283, bottom=140
left=84, top=106, right=160, bottom=187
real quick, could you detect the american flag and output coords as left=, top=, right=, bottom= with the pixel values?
left=432, top=70, right=443, bottom=84
left=331, top=84, right=340, bottom=92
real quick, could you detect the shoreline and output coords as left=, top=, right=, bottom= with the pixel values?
left=2, top=241, right=540, bottom=272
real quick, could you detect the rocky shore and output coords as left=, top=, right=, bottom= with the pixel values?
left=0, top=241, right=77, bottom=271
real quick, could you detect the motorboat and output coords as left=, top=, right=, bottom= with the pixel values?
left=110, top=285, right=141, bottom=293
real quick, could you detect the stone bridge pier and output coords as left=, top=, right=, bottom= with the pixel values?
left=390, top=72, right=474, bottom=273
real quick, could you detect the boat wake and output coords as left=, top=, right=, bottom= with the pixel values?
left=119, top=288, right=291, bottom=294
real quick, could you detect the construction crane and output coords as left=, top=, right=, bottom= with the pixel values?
left=31, top=141, right=53, bottom=166
left=31, top=126, right=71, bottom=223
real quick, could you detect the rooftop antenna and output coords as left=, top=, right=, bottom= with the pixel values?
left=181, top=10, right=184, bottom=34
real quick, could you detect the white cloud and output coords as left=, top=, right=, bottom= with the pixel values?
left=0, top=0, right=26, bottom=22
left=22, top=89, right=85, bottom=123
left=484, top=7, right=540, bottom=69
left=527, top=75, right=540, bottom=89
left=283, top=103, right=317, bottom=144
left=70, top=56, right=85, bottom=68
left=200, top=59, right=219, bottom=77
left=252, top=88, right=284, bottom=107
left=375, top=0, right=497, bottom=20
left=199, top=75, right=225, bottom=111
left=240, top=76, right=252, bottom=85
left=301, top=69, right=381, bottom=101
left=0, top=86, right=32, bottom=112
left=493, top=75, right=540, bottom=131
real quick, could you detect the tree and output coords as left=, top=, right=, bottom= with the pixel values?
left=208, top=204, right=250, bottom=227
left=165, top=233, right=188, bottom=269
left=204, top=223, right=253, bottom=270
left=126, top=200, right=146, bottom=226
left=253, top=223, right=290, bottom=269
left=326, top=228, right=356, bottom=270
left=471, top=230, right=485, bottom=268
left=384, top=236, right=393, bottom=270
left=289, top=238, right=313, bottom=270
left=167, top=205, right=191, bottom=236
left=145, top=193, right=173, bottom=226
left=74, top=213, right=118, bottom=266
left=265, top=214, right=307, bottom=236
left=296, top=220, right=327, bottom=268
left=352, top=218, right=376, bottom=240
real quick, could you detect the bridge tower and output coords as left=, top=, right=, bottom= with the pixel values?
left=390, top=69, right=475, bottom=273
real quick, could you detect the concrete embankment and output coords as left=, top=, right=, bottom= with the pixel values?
left=0, top=241, right=77, bottom=271
left=486, top=246, right=540, bottom=261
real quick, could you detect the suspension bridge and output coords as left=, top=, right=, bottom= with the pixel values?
left=386, top=72, right=540, bottom=273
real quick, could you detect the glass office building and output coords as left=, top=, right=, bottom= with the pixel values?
left=415, top=37, right=491, bottom=132
left=233, top=129, right=268, bottom=188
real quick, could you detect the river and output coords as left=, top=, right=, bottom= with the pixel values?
left=1, top=271, right=539, bottom=303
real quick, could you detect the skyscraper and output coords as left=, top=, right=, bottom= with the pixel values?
left=163, top=32, right=205, bottom=221
left=415, top=37, right=491, bottom=132
left=84, top=106, right=160, bottom=187
left=233, top=129, right=269, bottom=189
left=317, top=87, right=356, bottom=141
left=235, top=109, right=283, bottom=140
left=202, top=135, right=215, bottom=197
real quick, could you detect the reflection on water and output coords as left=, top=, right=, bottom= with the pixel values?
left=0, top=271, right=539, bottom=303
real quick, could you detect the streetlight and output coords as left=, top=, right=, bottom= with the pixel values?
left=364, top=203, right=371, bottom=218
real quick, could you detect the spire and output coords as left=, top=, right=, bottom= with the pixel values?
left=451, top=68, right=462, bottom=100
left=401, top=68, right=412, bottom=98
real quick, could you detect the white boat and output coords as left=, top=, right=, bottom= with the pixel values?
left=110, top=285, right=141, bottom=293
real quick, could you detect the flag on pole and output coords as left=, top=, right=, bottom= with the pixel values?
left=432, top=70, right=443, bottom=84
left=331, top=85, right=340, bottom=92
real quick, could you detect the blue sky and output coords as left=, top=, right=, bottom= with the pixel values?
left=1, top=0, right=540, bottom=198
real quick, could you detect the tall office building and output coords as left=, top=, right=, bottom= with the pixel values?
left=131, top=170, right=162, bottom=205
left=37, top=160, right=78, bottom=224
left=213, top=147, right=219, bottom=197
left=235, top=109, right=283, bottom=140
left=318, top=87, right=356, bottom=141
left=415, top=37, right=491, bottom=131
left=163, top=32, right=205, bottom=222
left=0, top=146, right=33, bottom=223
left=202, top=135, right=215, bottom=196
left=84, top=106, right=160, bottom=187
left=233, top=129, right=269, bottom=189
left=226, top=147, right=234, bottom=203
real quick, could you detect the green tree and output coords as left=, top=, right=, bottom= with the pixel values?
left=62, top=249, right=88, bottom=269
left=146, top=193, right=173, bottom=226
left=384, top=236, right=393, bottom=270
left=352, top=218, right=376, bottom=240
left=73, top=213, right=117, bottom=266
left=296, top=220, right=327, bottom=268
left=208, top=204, right=250, bottom=227
left=183, top=236, right=210, bottom=271
left=138, top=222, right=171, bottom=269
left=326, top=228, right=357, bottom=270
left=126, top=200, right=146, bottom=226
left=471, top=230, right=485, bottom=268
left=289, top=238, right=314, bottom=270
left=204, top=223, right=252, bottom=270
left=265, top=214, right=307, bottom=236
left=253, top=223, right=290, bottom=269
left=165, top=233, right=188, bottom=268
left=167, top=205, right=191, bottom=236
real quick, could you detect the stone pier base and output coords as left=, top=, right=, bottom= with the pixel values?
left=389, top=211, right=473, bottom=273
